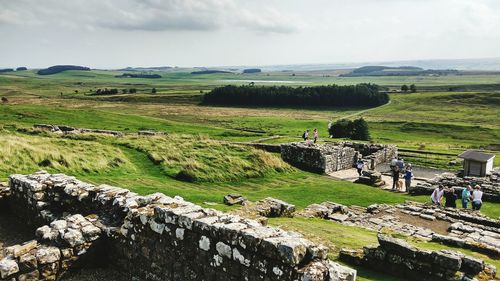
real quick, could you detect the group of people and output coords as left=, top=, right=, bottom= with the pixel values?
left=390, top=158, right=413, bottom=191
left=302, top=128, right=319, bottom=143
left=431, top=184, right=484, bottom=210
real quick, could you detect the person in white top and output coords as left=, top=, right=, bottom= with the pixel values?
left=431, top=185, right=444, bottom=206
left=472, top=185, right=483, bottom=211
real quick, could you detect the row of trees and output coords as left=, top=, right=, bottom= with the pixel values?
left=89, top=88, right=159, bottom=95
left=203, top=84, right=389, bottom=107
left=328, top=118, right=370, bottom=140
left=401, top=84, right=417, bottom=93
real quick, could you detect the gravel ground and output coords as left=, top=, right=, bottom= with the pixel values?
left=62, top=268, right=126, bottom=281
left=0, top=210, right=35, bottom=248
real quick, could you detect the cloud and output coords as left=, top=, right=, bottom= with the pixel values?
left=0, top=0, right=298, bottom=34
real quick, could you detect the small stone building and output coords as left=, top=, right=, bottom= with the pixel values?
left=458, top=150, right=495, bottom=177
left=280, top=142, right=397, bottom=174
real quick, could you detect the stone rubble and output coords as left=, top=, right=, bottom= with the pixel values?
left=253, top=197, right=296, bottom=218
left=354, top=170, right=385, bottom=187
left=340, top=234, right=497, bottom=281
left=223, top=194, right=248, bottom=206
left=410, top=172, right=500, bottom=203
left=298, top=201, right=500, bottom=257
left=33, top=124, right=123, bottom=137
left=137, top=130, right=165, bottom=136
left=1, top=171, right=356, bottom=281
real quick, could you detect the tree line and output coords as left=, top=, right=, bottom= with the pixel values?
left=203, top=84, right=389, bottom=107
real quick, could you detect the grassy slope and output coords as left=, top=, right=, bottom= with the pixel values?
left=1, top=70, right=499, bottom=281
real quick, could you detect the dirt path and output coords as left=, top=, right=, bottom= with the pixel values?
left=336, top=100, right=392, bottom=120
left=329, top=168, right=427, bottom=193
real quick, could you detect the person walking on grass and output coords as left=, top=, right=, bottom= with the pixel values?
left=461, top=185, right=472, bottom=209
left=356, top=159, right=364, bottom=176
left=444, top=186, right=457, bottom=208
left=431, top=185, right=444, bottom=206
left=302, top=130, right=309, bottom=142
left=392, top=166, right=400, bottom=191
left=472, top=185, right=483, bottom=211
left=404, top=164, right=413, bottom=191
left=313, top=128, right=318, bottom=143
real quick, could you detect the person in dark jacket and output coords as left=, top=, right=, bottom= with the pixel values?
left=392, top=166, right=400, bottom=191
left=444, top=187, right=457, bottom=208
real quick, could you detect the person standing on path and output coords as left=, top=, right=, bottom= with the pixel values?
left=472, top=185, right=483, bottom=211
left=392, top=166, right=400, bottom=191
left=461, top=185, right=472, bottom=209
left=313, top=128, right=318, bottom=143
left=356, top=159, right=364, bottom=176
left=404, top=164, right=413, bottom=191
left=431, top=185, right=445, bottom=206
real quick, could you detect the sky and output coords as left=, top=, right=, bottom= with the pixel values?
left=1, top=0, right=500, bottom=69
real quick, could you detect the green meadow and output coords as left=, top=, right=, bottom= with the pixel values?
left=0, top=69, right=499, bottom=280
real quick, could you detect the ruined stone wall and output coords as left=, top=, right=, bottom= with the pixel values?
left=0, top=214, right=103, bottom=280
left=340, top=235, right=496, bottom=281
left=33, top=124, right=123, bottom=137
left=409, top=173, right=500, bottom=203
left=341, top=142, right=398, bottom=169
left=2, top=172, right=356, bottom=281
left=281, top=143, right=358, bottom=174
left=280, top=142, right=397, bottom=174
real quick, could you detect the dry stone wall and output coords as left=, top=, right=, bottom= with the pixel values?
left=281, top=143, right=358, bottom=173
left=2, top=171, right=356, bottom=281
left=341, top=142, right=397, bottom=170
left=0, top=214, right=103, bottom=281
left=280, top=142, right=397, bottom=174
left=340, top=234, right=497, bottom=281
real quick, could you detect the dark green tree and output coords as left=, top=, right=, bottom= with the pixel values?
left=409, top=84, right=417, bottom=93
left=351, top=118, right=370, bottom=140
left=401, top=84, right=409, bottom=92
left=152, top=88, right=157, bottom=94
left=328, top=119, right=353, bottom=138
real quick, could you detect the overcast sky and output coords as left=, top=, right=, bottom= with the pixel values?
left=1, top=0, right=500, bottom=68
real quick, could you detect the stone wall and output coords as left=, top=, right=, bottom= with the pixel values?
left=0, top=214, right=103, bottom=280
left=281, top=143, right=358, bottom=174
left=1, top=171, right=356, bottom=281
left=233, top=143, right=282, bottom=153
left=280, top=142, right=397, bottom=174
left=298, top=201, right=500, bottom=257
left=341, top=142, right=398, bottom=170
left=409, top=173, right=500, bottom=203
left=33, top=124, right=123, bottom=137
left=340, top=234, right=497, bottom=281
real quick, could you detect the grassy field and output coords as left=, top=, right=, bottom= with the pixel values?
left=0, top=69, right=499, bottom=281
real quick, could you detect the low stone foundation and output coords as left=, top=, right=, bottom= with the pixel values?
left=0, top=171, right=356, bottom=281
left=340, top=234, right=497, bottom=281
left=410, top=172, right=500, bottom=203
left=33, top=124, right=123, bottom=137
left=298, top=201, right=500, bottom=257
